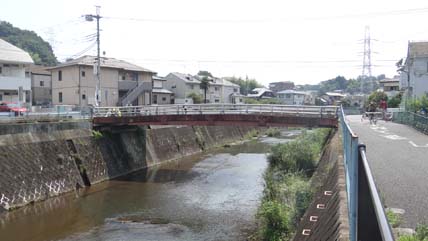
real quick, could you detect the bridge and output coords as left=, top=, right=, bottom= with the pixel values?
left=92, top=104, right=339, bottom=127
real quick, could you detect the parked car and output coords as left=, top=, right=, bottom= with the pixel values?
left=0, top=102, right=28, bottom=116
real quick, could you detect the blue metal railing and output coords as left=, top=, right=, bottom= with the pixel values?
left=339, top=106, right=394, bottom=241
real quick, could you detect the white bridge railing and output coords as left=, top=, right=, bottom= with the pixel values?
left=93, top=104, right=339, bottom=118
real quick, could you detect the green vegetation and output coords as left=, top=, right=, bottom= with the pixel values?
left=224, top=76, right=263, bottom=95
left=398, top=224, right=428, bottom=241
left=257, top=128, right=331, bottom=240
left=386, top=209, right=401, bottom=228
left=388, top=93, right=402, bottom=108
left=187, top=93, right=204, bottom=104
left=0, top=21, right=57, bottom=66
left=406, top=96, right=428, bottom=113
left=244, top=98, right=281, bottom=104
left=244, top=129, right=260, bottom=139
left=266, top=128, right=281, bottom=137
left=299, top=75, right=385, bottom=94
left=367, top=91, right=388, bottom=105
left=91, top=130, right=103, bottom=139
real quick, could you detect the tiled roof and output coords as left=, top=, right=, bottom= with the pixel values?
left=0, top=38, right=34, bottom=64
left=47, top=55, right=155, bottom=73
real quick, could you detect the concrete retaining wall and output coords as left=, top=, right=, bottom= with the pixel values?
left=293, top=131, right=350, bottom=241
left=0, top=122, right=254, bottom=211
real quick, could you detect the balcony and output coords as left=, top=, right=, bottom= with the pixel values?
left=0, top=76, right=31, bottom=90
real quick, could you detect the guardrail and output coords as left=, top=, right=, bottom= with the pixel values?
left=339, top=106, right=394, bottom=241
left=93, top=104, right=339, bottom=118
left=393, top=111, right=428, bottom=135
left=0, top=110, right=91, bottom=123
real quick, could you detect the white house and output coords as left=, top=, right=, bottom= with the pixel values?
left=0, top=39, right=33, bottom=104
left=399, top=41, right=428, bottom=98
left=379, top=76, right=400, bottom=98
left=246, top=88, right=275, bottom=99
left=164, top=72, right=242, bottom=104
left=152, top=76, right=173, bottom=104
left=277, top=89, right=306, bottom=105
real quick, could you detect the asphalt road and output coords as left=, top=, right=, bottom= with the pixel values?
left=347, top=115, right=428, bottom=228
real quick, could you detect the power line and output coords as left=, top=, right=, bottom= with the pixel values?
left=103, top=7, right=428, bottom=24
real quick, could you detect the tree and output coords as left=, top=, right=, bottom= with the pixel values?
left=187, top=93, right=203, bottom=104
left=224, top=76, right=263, bottom=95
left=387, top=93, right=402, bottom=108
left=367, top=91, right=388, bottom=108
left=197, top=70, right=213, bottom=78
left=200, top=76, right=211, bottom=103
left=0, top=21, right=57, bottom=66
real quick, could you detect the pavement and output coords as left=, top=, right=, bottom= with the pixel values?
left=346, top=115, right=428, bottom=228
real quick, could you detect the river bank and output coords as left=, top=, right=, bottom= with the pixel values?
left=0, top=122, right=257, bottom=211
left=0, top=128, right=298, bottom=241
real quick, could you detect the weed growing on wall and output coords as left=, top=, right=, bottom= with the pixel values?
left=257, top=128, right=331, bottom=240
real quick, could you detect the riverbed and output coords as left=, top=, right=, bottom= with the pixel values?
left=0, top=129, right=299, bottom=241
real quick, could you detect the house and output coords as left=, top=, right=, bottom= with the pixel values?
left=164, top=72, right=202, bottom=104
left=322, top=92, right=346, bottom=105
left=276, top=89, right=306, bottom=105
left=399, top=41, right=428, bottom=98
left=29, top=65, right=52, bottom=106
left=206, top=77, right=242, bottom=104
left=164, top=72, right=242, bottom=104
left=379, top=76, right=400, bottom=98
left=152, top=76, right=174, bottom=104
left=246, top=88, right=275, bottom=99
left=0, top=39, right=33, bottom=104
left=269, top=81, right=295, bottom=93
left=48, top=55, right=155, bottom=107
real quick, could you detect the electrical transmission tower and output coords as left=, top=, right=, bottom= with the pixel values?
left=361, top=26, right=373, bottom=93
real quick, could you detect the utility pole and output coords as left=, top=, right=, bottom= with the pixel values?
left=85, top=6, right=102, bottom=107
left=361, top=26, right=373, bottom=93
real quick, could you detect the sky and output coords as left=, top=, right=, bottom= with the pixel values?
left=1, top=0, right=428, bottom=86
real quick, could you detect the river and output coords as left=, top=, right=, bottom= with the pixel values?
left=0, top=129, right=299, bottom=241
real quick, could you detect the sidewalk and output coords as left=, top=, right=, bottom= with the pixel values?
left=347, top=115, right=428, bottom=228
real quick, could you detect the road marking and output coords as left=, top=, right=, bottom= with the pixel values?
left=383, top=135, right=407, bottom=140
left=409, top=141, right=428, bottom=148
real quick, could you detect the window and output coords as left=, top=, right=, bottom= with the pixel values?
left=215, top=99, right=220, bottom=103
left=122, top=75, right=126, bottom=80
left=233, top=88, right=238, bottom=92
left=59, top=92, right=63, bottom=103
left=40, top=81, right=44, bottom=87
left=81, top=71, right=86, bottom=77
left=153, top=94, right=157, bottom=104
left=215, top=87, right=219, bottom=91
left=58, top=71, right=62, bottom=81
left=0, top=67, right=2, bottom=74
left=82, top=94, right=86, bottom=100
left=25, top=72, right=30, bottom=78
left=0, top=94, right=2, bottom=101
left=162, top=97, right=166, bottom=101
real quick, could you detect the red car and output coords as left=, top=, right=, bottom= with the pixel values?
left=0, top=102, right=28, bottom=116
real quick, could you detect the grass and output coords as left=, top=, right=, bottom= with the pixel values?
left=244, top=129, right=260, bottom=139
left=91, top=130, right=103, bottom=139
left=257, top=128, right=331, bottom=240
left=386, top=209, right=402, bottom=228
left=266, top=128, right=281, bottom=137
left=398, top=224, right=428, bottom=241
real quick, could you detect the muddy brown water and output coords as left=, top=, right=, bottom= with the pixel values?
left=0, top=130, right=299, bottom=241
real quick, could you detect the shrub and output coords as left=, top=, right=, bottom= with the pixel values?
left=258, top=200, right=291, bottom=241
left=266, top=128, right=281, bottom=137
left=92, top=130, right=103, bottom=139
